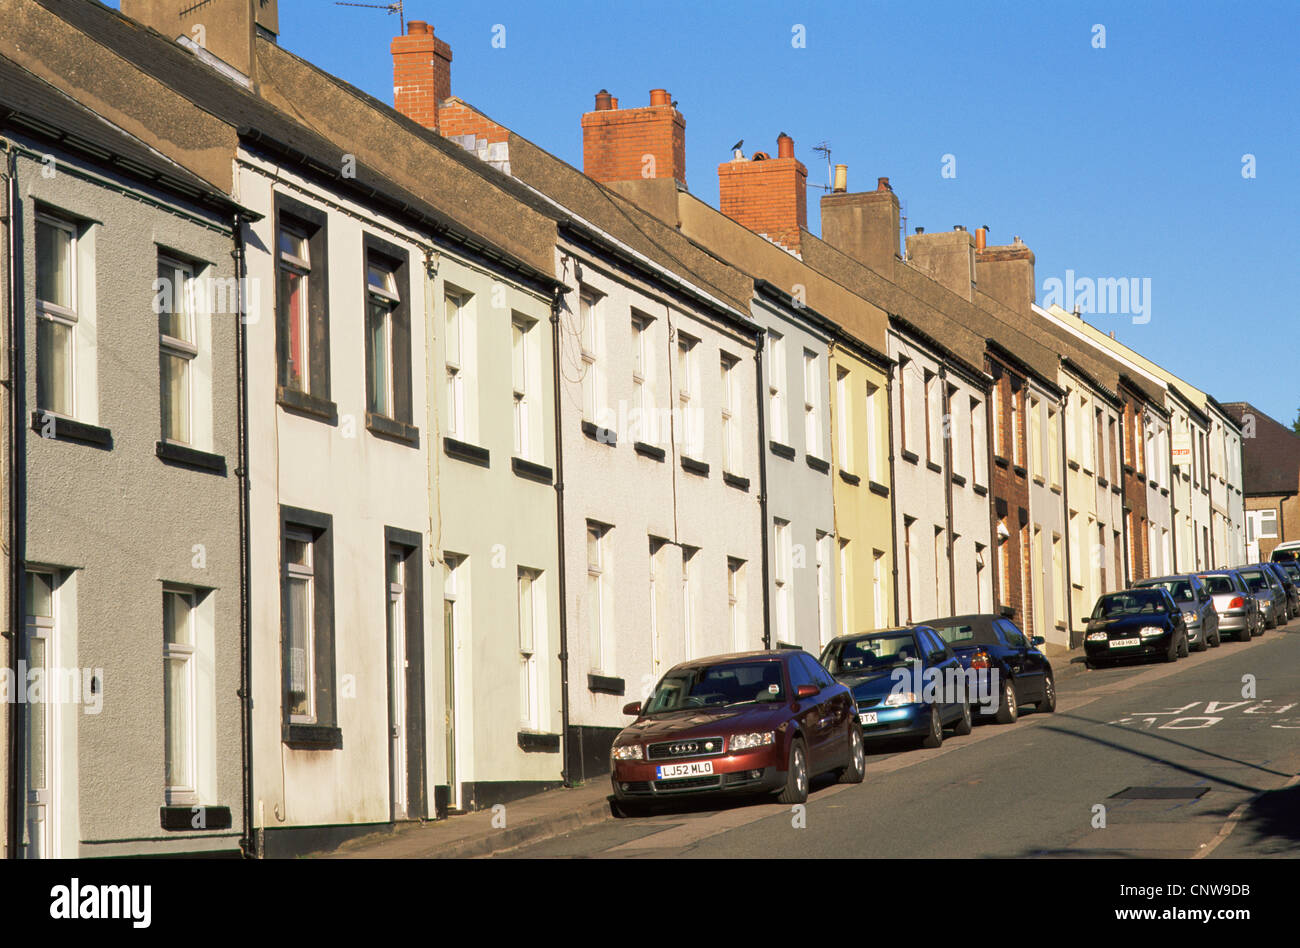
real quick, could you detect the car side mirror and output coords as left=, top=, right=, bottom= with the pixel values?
left=795, top=684, right=819, bottom=700
left=1031, top=636, right=1046, bottom=647
left=622, top=701, right=642, bottom=716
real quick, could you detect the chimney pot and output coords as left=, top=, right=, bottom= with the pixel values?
left=954, top=225, right=966, bottom=232
left=594, top=89, right=613, bottom=111
left=407, top=20, right=431, bottom=35
left=833, top=164, right=848, bottom=193
left=915, top=227, right=925, bottom=234
left=650, top=88, right=671, bottom=107
left=876, top=176, right=891, bottom=192
left=776, top=133, right=795, bottom=159
left=975, top=227, right=987, bottom=251
left=610, top=96, right=619, bottom=109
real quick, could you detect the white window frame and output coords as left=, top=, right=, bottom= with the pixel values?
left=774, top=518, right=792, bottom=642
left=158, top=255, right=198, bottom=445
left=445, top=290, right=466, bottom=437
left=677, top=333, right=699, bottom=457
left=285, top=528, right=316, bottom=726
left=728, top=557, right=745, bottom=653
left=517, top=568, right=543, bottom=730
left=278, top=224, right=312, bottom=394
left=580, top=290, right=602, bottom=424
left=512, top=314, right=533, bottom=459
left=804, top=349, right=821, bottom=459
left=721, top=354, right=741, bottom=474
left=767, top=330, right=787, bottom=444
left=587, top=522, right=608, bottom=673
left=163, top=586, right=198, bottom=804
left=366, top=256, right=399, bottom=419
left=35, top=214, right=78, bottom=418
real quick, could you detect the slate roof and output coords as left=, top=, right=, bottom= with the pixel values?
left=1220, top=402, right=1300, bottom=496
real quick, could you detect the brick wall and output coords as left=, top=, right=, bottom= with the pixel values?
left=391, top=21, right=452, bottom=131
left=581, top=91, right=686, bottom=187
left=1122, top=393, right=1151, bottom=581
left=717, top=135, right=807, bottom=254
left=988, top=364, right=1032, bottom=630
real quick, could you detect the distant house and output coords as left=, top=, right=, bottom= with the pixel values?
left=1220, top=403, right=1300, bottom=561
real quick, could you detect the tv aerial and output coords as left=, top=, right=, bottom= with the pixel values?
left=335, top=1, right=405, bottom=34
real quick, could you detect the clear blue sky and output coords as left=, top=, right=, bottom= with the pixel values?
left=111, top=0, right=1300, bottom=425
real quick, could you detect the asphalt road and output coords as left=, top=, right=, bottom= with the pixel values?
left=500, top=621, right=1300, bottom=858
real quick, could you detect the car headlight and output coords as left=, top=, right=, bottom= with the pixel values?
left=1139, top=626, right=1165, bottom=638
left=1086, top=632, right=1108, bottom=642
left=611, top=744, right=644, bottom=761
left=729, top=731, right=775, bottom=752
left=1182, top=611, right=1199, bottom=624
left=882, top=692, right=918, bottom=707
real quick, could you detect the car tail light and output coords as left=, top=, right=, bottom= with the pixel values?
left=970, top=650, right=991, bottom=669
left=1228, top=596, right=1244, bottom=609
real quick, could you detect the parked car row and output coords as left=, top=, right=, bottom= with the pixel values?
left=608, top=566, right=1290, bottom=815
left=608, top=613, right=1057, bottom=815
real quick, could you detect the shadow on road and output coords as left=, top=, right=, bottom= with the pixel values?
left=1223, top=783, right=1300, bottom=852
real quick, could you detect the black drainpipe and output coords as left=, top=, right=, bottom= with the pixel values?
left=941, top=367, right=957, bottom=611
left=1119, top=403, right=1131, bottom=588
left=754, top=327, right=771, bottom=648
left=1058, top=391, right=1075, bottom=647
left=232, top=213, right=256, bottom=858
left=550, top=287, right=572, bottom=787
left=4, top=141, right=26, bottom=858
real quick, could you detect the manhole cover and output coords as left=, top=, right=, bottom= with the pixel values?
left=1109, top=786, right=1208, bottom=800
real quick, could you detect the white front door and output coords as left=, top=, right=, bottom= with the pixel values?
left=24, top=571, right=58, bottom=859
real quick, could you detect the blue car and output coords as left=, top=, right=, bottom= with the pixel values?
left=819, top=626, right=972, bottom=749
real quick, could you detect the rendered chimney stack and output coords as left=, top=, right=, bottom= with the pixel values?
left=582, top=88, right=687, bottom=187
left=121, top=0, right=279, bottom=79
left=975, top=230, right=1037, bottom=310
left=717, top=133, right=808, bottom=254
left=391, top=20, right=453, bottom=131
left=906, top=226, right=977, bottom=301
left=818, top=171, right=901, bottom=276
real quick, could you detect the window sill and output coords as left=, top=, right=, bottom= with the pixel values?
left=973, top=483, right=989, bottom=497
left=723, top=471, right=750, bottom=491
left=1098, top=476, right=1109, bottom=488
left=1013, top=464, right=1028, bottom=478
left=517, top=731, right=561, bottom=753
left=443, top=436, right=490, bottom=468
left=1032, top=475, right=1045, bottom=487
left=681, top=455, right=710, bottom=477
left=951, top=472, right=967, bottom=487
left=159, top=804, right=233, bottom=832
left=282, top=724, right=343, bottom=750
left=806, top=455, right=830, bottom=475
left=1112, top=484, right=1122, bottom=496
left=581, top=420, right=617, bottom=447
left=900, top=449, right=919, bottom=465
left=511, top=456, right=553, bottom=484
left=156, top=441, right=227, bottom=475
left=366, top=412, right=420, bottom=448
left=1159, top=486, right=1169, bottom=497
left=869, top=480, right=890, bottom=498
left=926, top=459, right=942, bottom=474
left=994, top=454, right=1010, bottom=469
left=587, top=673, right=625, bottom=696
left=769, top=440, right=796, bottom=461
left=30, top=411, right=113, bottom=450
left=276, top=386, right=338, bottom=425
left=634, top=441, right=666, bottom=462
left=1067, top=459, right=1080, bottom=472
left=839, top=469, right=861, bottom=486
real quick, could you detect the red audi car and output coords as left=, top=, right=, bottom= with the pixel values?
left=609, top=650, right=865, bottom=816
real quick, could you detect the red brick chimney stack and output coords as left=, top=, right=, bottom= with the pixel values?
left=717, top=133, right=808, bottom=255
left=391, top=20, right=452, bottom=131
left=581, top=89, right=688, bottom=187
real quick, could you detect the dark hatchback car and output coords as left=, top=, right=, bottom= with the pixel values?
left=1084, top=587, right=1188, bottom=668
left=819, top=626, right=972, bottom=749
left=609, top=651, right=864, bottom=815
left=1262, top=562, right=1299, bottom=620
left=921, top=614, right=1056, bottom=723
left=1132, top=574, right=1221, bottom=650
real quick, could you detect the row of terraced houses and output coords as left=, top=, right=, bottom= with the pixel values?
left=0, top=0, right=1250, bottom=857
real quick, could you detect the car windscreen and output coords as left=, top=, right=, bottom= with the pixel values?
left=1137, top=579, right=1196, bottom=602
left=930, top=622, right=995, bottom=647
left=643, top=661, right=784, bottom=713
left=1093, top=590, right=1166, bottom=618
left=823, top=632, right=919, bottom=674
left=1200, top=575, right=1236, bottom=595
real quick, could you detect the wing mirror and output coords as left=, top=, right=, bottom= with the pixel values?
left=622, top=701, right=642, bottom=716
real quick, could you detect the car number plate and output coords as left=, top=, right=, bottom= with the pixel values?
left=655, top=760, right=714, bottom=779
left=859, top=712, right=878, bottom=725
left=1109, top=637, right=1141, bottom=649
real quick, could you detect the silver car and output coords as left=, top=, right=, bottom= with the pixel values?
left=1238, top=566, right=1281, bottom=629
left=1197, top=570, right=1261, bottom=642
left=1133, top=574, right=1221, bottom=650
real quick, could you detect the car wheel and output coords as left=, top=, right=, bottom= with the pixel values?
left=777, top=738, right=809, bottom=805
left=921, top=705, right=944, bottom=748
left=1085, top=657, right=1102, bottom=670
left=994, top=678, right=1019, bottom=725
left=837, top=725, right=866, bottom=784
left=1211, top=628, right=1221, bottom=648
left=1179, top=633, right=1190, bottom=658
left=1037, top=673, right=1057, bottom=713
left=952, top=700, right=973, bottom=736
left=1192, top=631, right=1206, bottom=653
left=1163, top=634, right=1179, bottom=663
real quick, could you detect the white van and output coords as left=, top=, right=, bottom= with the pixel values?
left=1271, top=540, right=1300, bottom=563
